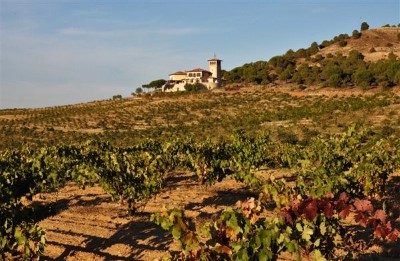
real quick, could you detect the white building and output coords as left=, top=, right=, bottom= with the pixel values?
left=162, top=57, right=222, bottom=92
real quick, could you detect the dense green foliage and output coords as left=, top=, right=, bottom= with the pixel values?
left=142, top=79, right=167, bottom=89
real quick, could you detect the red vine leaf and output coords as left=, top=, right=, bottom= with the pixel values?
left=319, top=200, right=334, bottom=218
left=324, top=204, right=334, bottom=218
left=291, top=199, right=301, bottom=216
left=338, top=204, right=350, bottom=219
left=367, top=218, right=379, bottom=228
left=339, top=192, right=349, bottom=203
left=281, top=207, right=293, bottom=225
left=354, top=200, right=373, bottom=213
left=385, top=221, right=392, bottom=231
left=303, top=199, right=317, bottom=221
left=355, top=212, right=368, bottom=227
left=387, top=229, right=399, bottom=241
left=374, top=224, right=388, bottom=239
left=372, top=209, right=386, bottom=223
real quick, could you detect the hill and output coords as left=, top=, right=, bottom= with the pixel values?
left=224, top=26, right=400, bottom=88
left=316, top=27, right=400, bottom=62
left=1, top=86, right=400, bottom=151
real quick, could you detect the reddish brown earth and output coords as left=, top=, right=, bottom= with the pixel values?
left=29, top=171, right=400, bottom=260
left=34, top=172, right=254, bottom=260
left=316, top=27, right=400, bottom=62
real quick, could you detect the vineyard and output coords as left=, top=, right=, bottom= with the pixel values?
left=1, top=87, right=400, bottom=260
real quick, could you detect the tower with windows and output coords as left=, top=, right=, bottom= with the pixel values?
left=208, top=56, right=222, bottom=87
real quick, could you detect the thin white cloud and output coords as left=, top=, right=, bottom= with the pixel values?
left=153, top=28, right=198, bottom=35
left=58, top=27, right=92, bottom=36
left=1, top=23, right=202, bottom=108
left=57, top=27, right=200, bottom=37
left=70, top=8, right=108, bottom=18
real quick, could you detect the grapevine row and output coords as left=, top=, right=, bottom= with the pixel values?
left=1, top=124, right=399, bottom=259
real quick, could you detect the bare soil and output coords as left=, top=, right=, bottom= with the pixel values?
left=317, top=27, right=400, bottom=62
left=30, top=171, right=400, bottom=260
left=33, top=172, right=255, bottom=260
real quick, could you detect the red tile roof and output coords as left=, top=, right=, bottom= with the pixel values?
left=186, top=68, right=211, bottom=73
left=169, top=71, right=187, bottom=75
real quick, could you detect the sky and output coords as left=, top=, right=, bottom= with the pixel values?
left=1, top=0, right=399, bottom=109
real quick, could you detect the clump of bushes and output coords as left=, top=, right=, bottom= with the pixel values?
left=184, top=83, right=208, bottom=92
left=112, top=95, right=123, bottom=100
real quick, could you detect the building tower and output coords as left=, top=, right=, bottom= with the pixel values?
left=208, top=56, right=222, bottom=87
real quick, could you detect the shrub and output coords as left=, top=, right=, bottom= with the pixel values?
left=352, top=30, right=361, bottom=39
left=308, top=42, right=319, bottom=55
left=339, top=39, right=347, bottom=47
left=353, top=68, right=373, bottom=88
left=348, top=50, right=365, bottom=61
left=319, top=40, right=331, bottom=49
left=184, top=83, right=208, bottom=92
left=328, top=74, right=342, bottom=87
left=361, top=22, right=369, bottom=31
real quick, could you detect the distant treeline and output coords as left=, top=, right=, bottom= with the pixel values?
left=223, top=24, right=400, bottom=88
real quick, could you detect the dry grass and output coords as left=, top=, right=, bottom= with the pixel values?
left=317, top=27, right=400, bottom=62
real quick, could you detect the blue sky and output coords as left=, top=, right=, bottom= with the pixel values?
left=1, top=0, right=399, bottom=109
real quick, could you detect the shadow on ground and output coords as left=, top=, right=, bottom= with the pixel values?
left=355, top=175, right=400, bottom=260
left=44, top=215, right=172, bottom=260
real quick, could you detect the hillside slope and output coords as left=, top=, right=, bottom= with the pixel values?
left=317, top=27, right=400, bottom=62
left=224, top=26, right=400, bottom=87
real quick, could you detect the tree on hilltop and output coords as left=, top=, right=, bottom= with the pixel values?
left=361, top=22, right=369, bottom=31
left=142, top=79, right=166, bottom=89
left=135, top=87, right=143, bottom=94
left=309, top=42, right=319, bottom=55
left=352, top=29, right=361, bottom=39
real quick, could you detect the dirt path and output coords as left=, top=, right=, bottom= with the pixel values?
left=34, top=172, right=253, bottom=260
